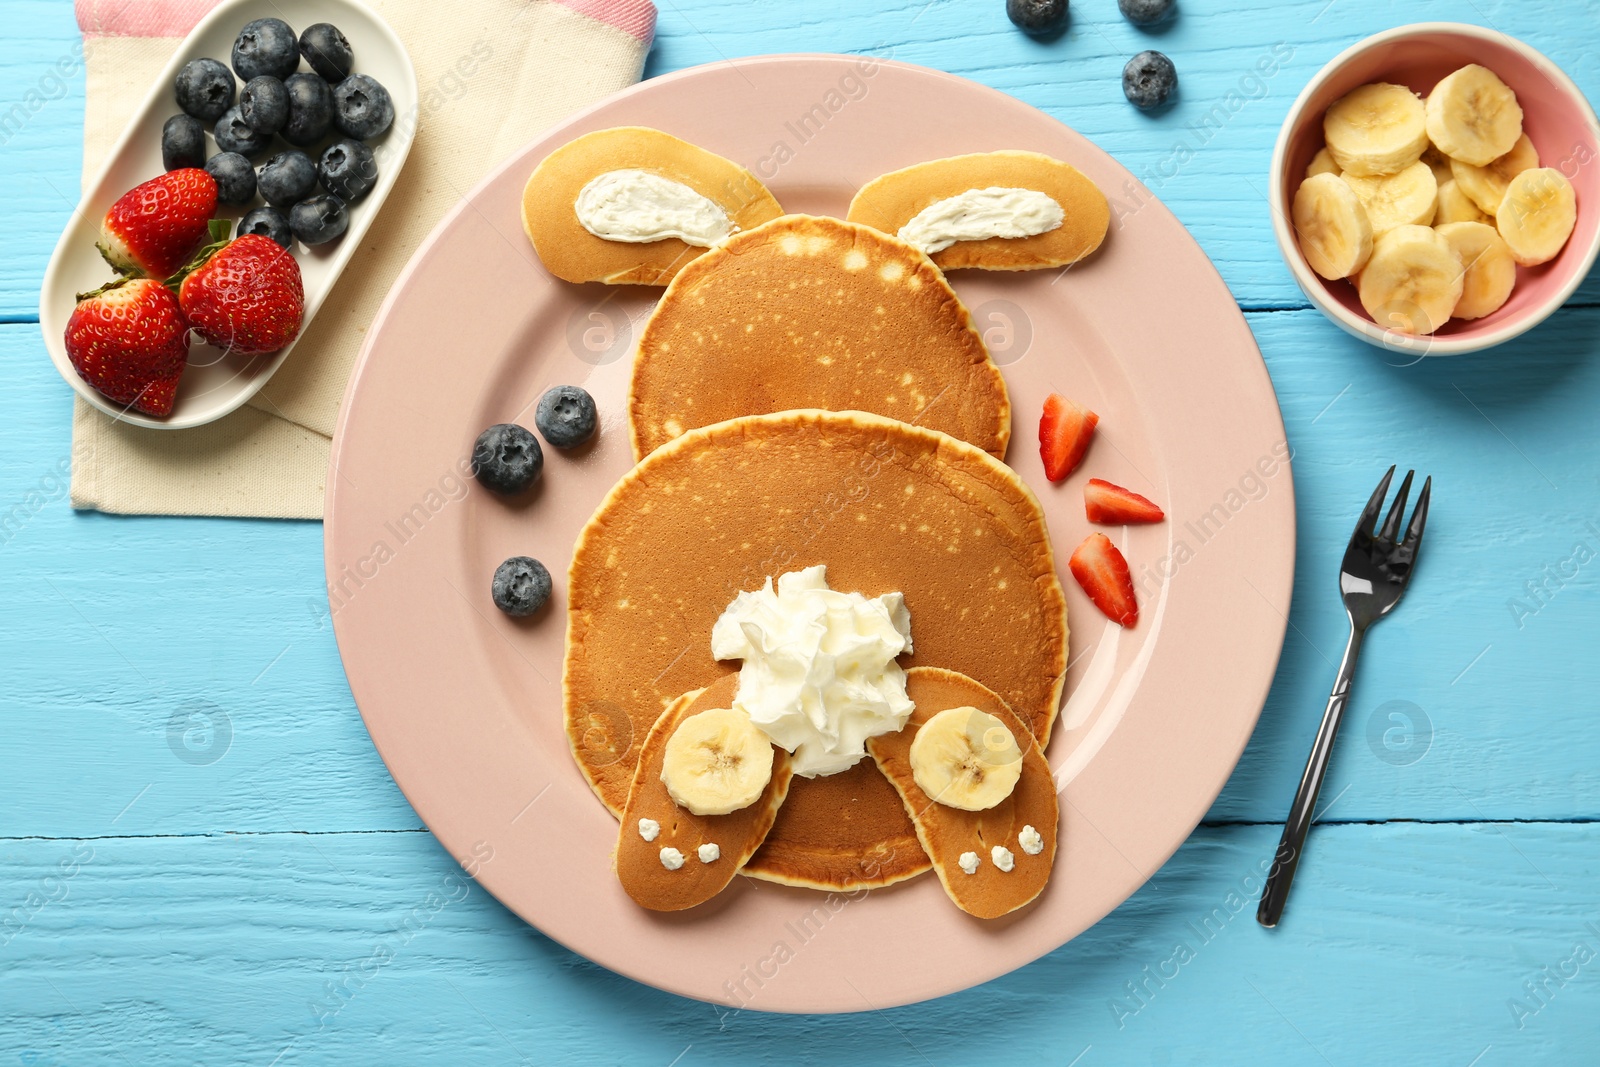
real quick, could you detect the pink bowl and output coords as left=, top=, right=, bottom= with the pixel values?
left=1270, top=23, right=1600, bottom=355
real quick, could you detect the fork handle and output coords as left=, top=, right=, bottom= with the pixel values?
left=1257, top=624, right=1365, bottom=928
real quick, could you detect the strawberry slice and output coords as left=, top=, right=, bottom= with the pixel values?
left=1039, top=393, right=1098, bottom=482
left=1084, top=478, right=1166, bottom=524
left=1068, top=533, right=1138, bottom=627
left=98, top=168, right=218, bottom=280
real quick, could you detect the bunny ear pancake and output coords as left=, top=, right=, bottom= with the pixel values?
left=521, top=126, right=785, bottom=285
left=846, top=150, right=1110, bottom=272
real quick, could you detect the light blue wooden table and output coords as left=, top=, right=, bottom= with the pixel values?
left=4, top=0, right=1599, bottom=1062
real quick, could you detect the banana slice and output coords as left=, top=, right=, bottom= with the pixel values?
left=1293, top=172, right=1373, bottom=279
left=908, top=706, right=1023, bottom=811
left=1435, top=179, right=1493, bottom=225
left=1435, top=221, right=1517, bottom=320
left=1421, top=144, right=1456, bottom=188
left=660, top=705, right=775, bottom=815
left=1358, top=224, right=1465, bottom=335
left=1305, top=147, right=1340, bottom=179
left=1425, top=64, right=1524, bottom=166
left=1496, top=167, right=1578, bottom=266
left=1323, top=82, right=1429, bottom=177
left=1452, top=133, right=1539, bottom=216
left=1342, top=161, right=1438, bottom=236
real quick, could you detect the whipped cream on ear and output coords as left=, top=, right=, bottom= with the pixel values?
left=710, top=565, right=913, bottom=778
left=574, top=169, right=734, bottom=247
left=897, top=187, right=1064, bottom=254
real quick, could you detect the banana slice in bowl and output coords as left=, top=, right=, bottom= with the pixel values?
left=1270, top=23, right=1600, bottom=353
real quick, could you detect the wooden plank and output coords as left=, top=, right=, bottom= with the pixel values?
left=1, top=823, right=1595, bottom=1060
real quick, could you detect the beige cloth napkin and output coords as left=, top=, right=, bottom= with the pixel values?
left=70, top=0, right=656, bottom=518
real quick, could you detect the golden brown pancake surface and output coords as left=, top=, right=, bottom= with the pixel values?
left=564, top=410, right=1068, bottom=823
left=846, top=151, right=1109, bottom=272
left=627, top=215, right=1011, bottom=460
left=616, top=676, right=795, bottom=912
left=740, top=758, right=929, bottom=890
left=868, top=667, right=1060, bottom=919
left=521, top=126, right=784, bottom=286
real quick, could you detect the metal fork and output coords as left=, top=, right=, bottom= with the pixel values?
left=1257, top=466, right=1432, bottom=928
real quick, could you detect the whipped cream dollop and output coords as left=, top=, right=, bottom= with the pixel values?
left=897, top=187, right=1064, bottom=254
left=711, top=565, right=913, bottom=778
left=574, top=169, right=734, bottom=247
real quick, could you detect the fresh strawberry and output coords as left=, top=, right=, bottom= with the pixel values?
left=1085, top=478, right=1166, bottom=524
left=1068, top=533, right=1138, bottom=627
left=1039, top=393, right=1098, bottom=482
left=97, top=168, right=218, bottom=280
left=64, top=277, right=190, bottom=417
left=178, top=233, right=305, bottom=355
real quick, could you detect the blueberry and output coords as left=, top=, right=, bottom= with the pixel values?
left=239, top=205, right=293, bottom=249
left=174, top=58, right=235, bottom=122
left=280, top=72, right=334, bottom=147
left=1118, top=0, right=1174, bottom=25
left=472, top=423, right=543, bottom=494
left=534, top=386, right=598, bottom=449
left=238, top=75, right=288, bottom=134
left=491, top=556, right=552, bottom=618
left=161, top=114, right=206, bottom=170
left=232, top=17, right=299, bottom=81
left=1123, top=50, right=1178, bottom=110
left=214, top=105, right=273, bottom=158
left=318, top=139, right=378, bottom=202
left=289, top=194, right=349, bottom=245
left=205, top=151, right=257, bottom=205
left=257, top=150, right=318, bottom=207
left=299, top=23, right=354, bottom=83
left=332, top=74, right=394, bottom=139
left=1006, top=0, right=1068, bottom=36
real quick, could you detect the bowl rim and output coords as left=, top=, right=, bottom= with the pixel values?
left=1269, top=21, right=1600, bottom=357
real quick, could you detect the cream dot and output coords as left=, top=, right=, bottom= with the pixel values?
left=991, top=845, right=1015, bottom=872
left=638, top=818, right=660, bottom=841
left=698, top=842, right=721, bottom=863
left=958, top=851, right=980, bottom=875
left=660, top=847, right=685, bottom=870
left=1019, top=825, right=1044, bottom=855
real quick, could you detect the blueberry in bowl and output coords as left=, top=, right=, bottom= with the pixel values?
left=300, top=23, right=354, bottom=83
left=258, top=149, right=319, bottom=208
left=289, top=195, right=350, bottom=246
left=174, top=58, right=235, bottom=122
left=238, top=75, right=289, bottom=134
left=161, top=114, right=206, bottom=170
left=239, top=205, right=293, bottom=249
left=281, top=72, right=334, bottom=147
left=232, top=18, right=300, bottom=81
left=332, top=74, right=394, bottom=139
left=205, top=151, right=257, bottom=205
left=214, top=105, right=273, bottom=158
left=318, top=139, right=378, bottom=203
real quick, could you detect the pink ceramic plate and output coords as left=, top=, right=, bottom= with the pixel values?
left=326, top=55, right=1296, bottom=1013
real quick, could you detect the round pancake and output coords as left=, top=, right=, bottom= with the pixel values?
left=627, top=215, right=1012, bottom=461
left=846, top=151, right=1109, bottom=272
left=868, top=667, right=1059, bottom=918
left=616, top=677, right=795, bottom=912
left=564, top=410, right=1068, bottom=822
left=521, top=126, right=785, bottom=286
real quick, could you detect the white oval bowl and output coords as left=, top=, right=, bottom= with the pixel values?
left=39, top=0, right=417, bottom=428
